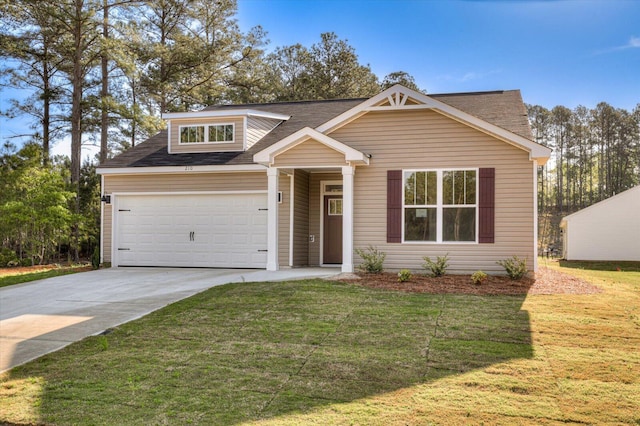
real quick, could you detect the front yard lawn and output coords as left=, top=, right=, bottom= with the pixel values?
left=1, top=262, right=639, bottom=425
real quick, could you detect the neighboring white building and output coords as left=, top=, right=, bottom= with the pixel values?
left=560, top=185, right=640, bottom=261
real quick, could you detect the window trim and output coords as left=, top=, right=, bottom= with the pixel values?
left=402, top=168, right=479, bottom=244
left=178, top=123, right=235, bottom=145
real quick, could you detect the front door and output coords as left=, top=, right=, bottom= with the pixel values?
left=323, top=195, right=343, bottom=264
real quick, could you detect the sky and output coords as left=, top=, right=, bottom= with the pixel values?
left=1, top=0, right=638, bottom=159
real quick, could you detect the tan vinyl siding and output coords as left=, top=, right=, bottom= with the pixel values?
left=273, top=139, right=348, bottom=167
left=278, top=173, right=291, bottom=266
left=169, top=117, right=244, bottom=153
left=308, top=172, right=342, bottom=265
left=102, top=204, right=112, bottom=263
left=247, top=116, right=282, bottom=149
left=330, top=110, right=534, bottom=274
left=292, top=170, right=310, bottom=266
left=102, top=171, right=266, bottom=263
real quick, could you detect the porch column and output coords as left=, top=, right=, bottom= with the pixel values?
left=342, top=165, right=355, bottom=273
left=266, top=167, right=279, bottom=271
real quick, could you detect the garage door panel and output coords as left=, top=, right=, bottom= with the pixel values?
left=115, top=194, right=267, bottom=268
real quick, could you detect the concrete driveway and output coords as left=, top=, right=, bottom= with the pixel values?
left=0, top=267, right=339, bottom=373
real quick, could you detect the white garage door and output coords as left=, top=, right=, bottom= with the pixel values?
left=114, top=193, right=268, bottom=268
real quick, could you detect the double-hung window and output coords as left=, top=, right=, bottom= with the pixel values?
left=179, top=123, right=234, bottom=144
left=403, top=169, right=477, bottom=242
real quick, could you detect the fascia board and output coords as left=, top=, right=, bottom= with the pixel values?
left=97, top=164, right=266, bottom=175
left=162, top=109, right=290, bottom=121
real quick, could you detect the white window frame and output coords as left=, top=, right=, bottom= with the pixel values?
left=402, top=168, right=479, bottom=244
left=178, top=123, right=235, bottom=145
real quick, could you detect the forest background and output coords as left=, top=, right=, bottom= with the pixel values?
left=0, top=0, right=638, bottom=266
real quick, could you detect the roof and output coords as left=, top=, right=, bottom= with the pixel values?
left=99, top=89, right=536, bottom=169
left=560, top=185, right=640, bottom=227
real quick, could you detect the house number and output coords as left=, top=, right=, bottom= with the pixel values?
left=184, top=166, right=193, bottom=171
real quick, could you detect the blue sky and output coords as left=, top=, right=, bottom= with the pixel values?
left=237, top=0, right=639, bottom=110
left=1, top=0, right=638, bottom=158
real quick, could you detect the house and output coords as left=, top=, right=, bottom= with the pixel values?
left=560, top=185, right=640, bottom=261
left=96, top=85, right=551, bottom=274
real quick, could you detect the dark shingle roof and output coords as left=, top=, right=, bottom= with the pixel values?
left=100, top=90, right=533, bottom=168
left=431, top=90, right=533, bottom=140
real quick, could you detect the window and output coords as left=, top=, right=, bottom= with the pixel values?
left=403, top=169, right=477, bottom=242
left=180, top=126, right=205, bottom=144
left=328, top=198, right=343, bottom=215
left=179, top=124, right=234, bottom=144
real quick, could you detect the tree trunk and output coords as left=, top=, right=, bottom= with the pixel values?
left=100, top=0, right=109, bottom=164
left=70, top=0, right=84, bottom=262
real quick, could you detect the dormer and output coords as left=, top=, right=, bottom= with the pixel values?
left=163, top=109, right=290, bottom=154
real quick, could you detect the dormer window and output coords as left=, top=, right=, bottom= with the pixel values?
left=179, top=123, right=234, bottom=144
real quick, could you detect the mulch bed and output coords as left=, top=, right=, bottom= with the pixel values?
left=336, top=266, right=602, bottom=295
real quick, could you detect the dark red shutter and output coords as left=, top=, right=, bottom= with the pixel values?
left=478, top=168, right=495, bottom=243
left=387, top=170, right=402, bottom=243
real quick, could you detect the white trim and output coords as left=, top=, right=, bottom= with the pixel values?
left=266, top=168, right=279, bottom=271
left=289, top=174, right=294, bottom=267
left=111, top=190, right=267, bottom=197
left=401, top=168, right=479, bottom=244
left=533, top=160, right=539, bottom=272
left=167, top=121, right=172, bottom=154
left=341, top=166, right=355, bottom=273
left=315, top=84, right=551, bottom=165
left=97, top=164, right=266, bottom=175
left=162, top=109, right=290, bottom=121
left=253, top=127, right=370, bottom=166
left=100, top=174, right=104, bottom=264
left=243, top=116, right=248, bottom=151
left=111, top=195, right=117, bottom=267
left=177, top=123, right=235, bottom=145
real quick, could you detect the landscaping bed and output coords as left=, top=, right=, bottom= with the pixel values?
left=340, top=266, right=602, bottom=295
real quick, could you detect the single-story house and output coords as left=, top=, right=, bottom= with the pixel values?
left=560, top=185, right=640, bottom=261
left=97, top=85, right=551, bottom=274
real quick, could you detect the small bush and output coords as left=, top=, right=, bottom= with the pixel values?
left=423, top=253, right=449, bottom=277
left=91, top=247, right=100, bottom=270
left=471, top=270, right=488, bottom=285
left=355, top=245, right=386, bottom=274
left=0, top=248, right=18, bottom=267
left=497, top=256, right=528, bottom=280
left=398, top=269, right=412, bottom=282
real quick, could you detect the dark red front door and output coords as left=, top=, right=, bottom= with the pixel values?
left=323, top=195, right=343, bottom=264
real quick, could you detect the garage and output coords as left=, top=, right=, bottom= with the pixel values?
left=113, top=193, right=268, bottom=268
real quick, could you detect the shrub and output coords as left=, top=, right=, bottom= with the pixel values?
left=423, top=253, right=449, bottom=277
left=471, top=270, right=488, bottom=285
left=355, top=245, right=386, bottom=274
left=0, top=248, right=18, bottom=267
left=497, top=256, right=528, bottom=280
left=398, top=269, right=412, bottom=282
left=91, top=247, right=100, bottom=270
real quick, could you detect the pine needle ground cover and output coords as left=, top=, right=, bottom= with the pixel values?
left=1, top=263, right=639, bottom=425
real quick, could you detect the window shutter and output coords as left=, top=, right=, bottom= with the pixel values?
left=478, top=168, right=495, bottom=243
left=387, top=170, right=402, bottom=243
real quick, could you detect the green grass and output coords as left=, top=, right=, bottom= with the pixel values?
left=0, top=265, right=91, bottom=288
left=1, top=263, right=639, bottom=425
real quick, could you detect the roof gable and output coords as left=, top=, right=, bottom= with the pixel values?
left=316, top=85, right=551, bottom=165
left=253, top=127, right=369, bottom=166
left=561, top=185, right=640, bottom=225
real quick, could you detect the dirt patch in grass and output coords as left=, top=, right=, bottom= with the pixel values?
left=338, top=266, right=602, bottom=295
left=0, top=263, right=90, bottom=278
